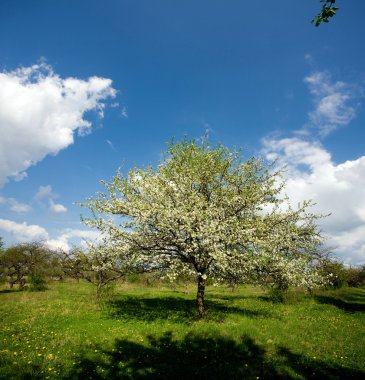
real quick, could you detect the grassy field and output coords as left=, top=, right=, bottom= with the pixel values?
left=0, top=281, right=364, bottom=379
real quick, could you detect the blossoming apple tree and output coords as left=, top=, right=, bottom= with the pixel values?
left=82, top=137, right=326, bottom=317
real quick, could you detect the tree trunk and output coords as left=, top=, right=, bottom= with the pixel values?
left=184, top=283, right=189, bottom=295
left=196, top=275, right=206, bottom=318
left=96, top=282, right=103, bottom=299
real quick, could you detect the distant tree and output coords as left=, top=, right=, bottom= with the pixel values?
left=82, top=136, right=327, bottom=318
left=313, top=0, right=340, bottom=27
left=0, top=245, right=29, bottom=289
left=0, top=242, right=57, bottom=290
left=345, top=265, right=365, bottom=287
left=60, top=247, right=86, bottom=283
left=0, top=237, right=4, bottom=283
left=47, top=252, right=64, bottom=281
left=317, top=259, right=348, bottom=288
left=61, top=242, right=144, bottom=298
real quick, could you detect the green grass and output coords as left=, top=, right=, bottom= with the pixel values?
left=0, top=281, right=364, bottom=379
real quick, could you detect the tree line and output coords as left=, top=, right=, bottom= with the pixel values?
left=1, top=135, right=363, bottom=318
left=0, top=238, right=364, bottom=292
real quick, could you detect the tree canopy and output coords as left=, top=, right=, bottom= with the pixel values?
left=82, top=137, right=326, bottom=317
left=0, top=241, right=61, bottom=290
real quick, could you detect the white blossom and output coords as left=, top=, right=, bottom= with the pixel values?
left=82, top=137, right=327, bottom=315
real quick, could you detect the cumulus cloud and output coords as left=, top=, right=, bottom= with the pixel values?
left=8, top=198, right=32, bottom=213
left=0, top=218, right=49, bottom=241
left=33, top=184, right=67, bottom=213
left=34, top=185, right=54, bottom=200
left=0, top=196, right=32, bottom=213
left=46, top=229, right=100, bottom=252
left=0, top=63, right=116, bottom=186
left=0, top=217, right=99, bottom=251
left=49, top=199, right=67, bottom=213
left=262, top=137, right=365, bottom=265
left=303, top=71, right=357, bottom=136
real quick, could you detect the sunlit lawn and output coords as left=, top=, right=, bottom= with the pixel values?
left=0, top=281, right=364, bottom=379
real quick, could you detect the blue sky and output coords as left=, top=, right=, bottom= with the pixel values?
left=0, top=1, right=364, bottom=264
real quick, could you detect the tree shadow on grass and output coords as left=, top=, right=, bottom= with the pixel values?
left=0, top=359, right=44, bottom=380
left=314, top=295, right=365, bottom=312
left=276, top=346, right=364, bottom=380
left=207, top=293, right=263, bottom=302
left=0, top=288, right=23, bottom=294
left=106, top=295, right=272, bottom=323
left=63, top=332, right=365, bottom=380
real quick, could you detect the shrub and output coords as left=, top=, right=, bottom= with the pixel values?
left=28, top=273, right=47, bottom=291
left=346, top=266, right=365, bottom=287
left=319, top=260, right=348, bottom=289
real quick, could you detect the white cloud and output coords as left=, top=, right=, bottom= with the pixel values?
left=304, top=53, right=313, bottom=64
left=49, top=199, right=67, bottom=213
left=303, top=71, right=357, bottom=136
left=8, top=198, right=32, bottom=213
left=34, top=185, right=54, bottom=200
left=262, top=137, right=365, bottom=265
left=0, top=63, right=116, bottom=186
left=0, top=217, right=99, bottom=251
left=46, top=229, right=100, bottom=252
left=106, top=139, right=117, bottom=152
left=0, top=218, right=49, bottom=241
left=0, top=196, right=32, bottom=213
left=34, top=184, right=67, bottom=213
left=121, top=106, right=128, bottom=118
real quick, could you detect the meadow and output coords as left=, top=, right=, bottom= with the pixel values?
left=0, top=280, right=364, bottom=379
